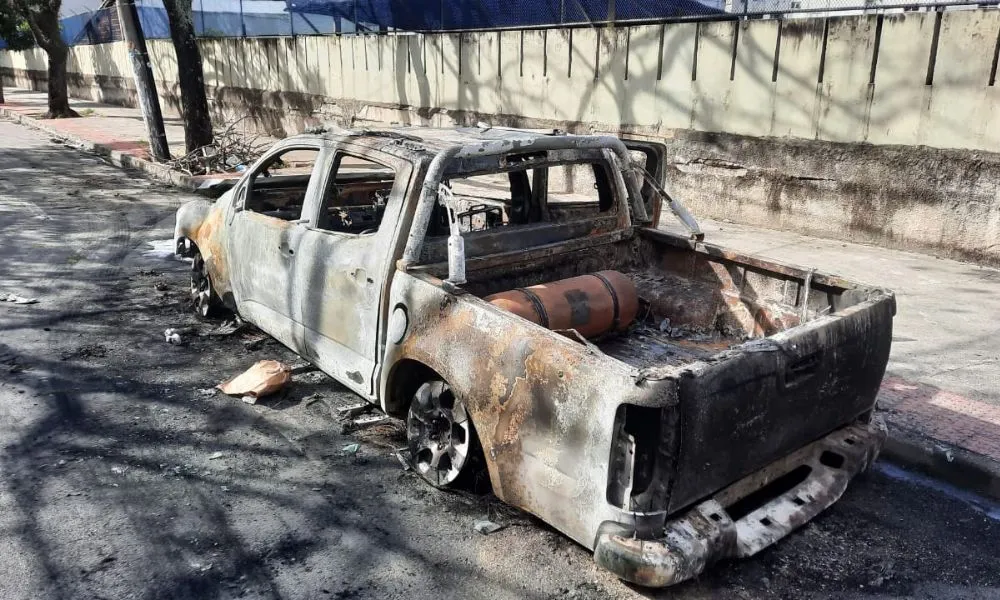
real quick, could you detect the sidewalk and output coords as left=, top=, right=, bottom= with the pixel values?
left=0, top=87, right=190, bottom=160
left=3, top=86, right=1000, bottom=499
left=0, top=88, right=270, bottom=189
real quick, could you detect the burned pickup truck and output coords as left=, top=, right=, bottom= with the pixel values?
left=174, top=126, right=893, bottom=587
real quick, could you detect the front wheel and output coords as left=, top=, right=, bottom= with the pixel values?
left=406, top=380, right=481, bottom=488
left=190, top=251, right=223, bottom=318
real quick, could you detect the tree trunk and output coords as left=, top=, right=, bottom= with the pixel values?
left=162, top=0, right=213, bottom=152
left=24, top=2, right=78, bottom=118
left=44, top=45, right=76, bottom=118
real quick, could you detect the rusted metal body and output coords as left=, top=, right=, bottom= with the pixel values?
left=175, top=126, right=895, bottom=587
left=594, top=417, right=887, bottom=587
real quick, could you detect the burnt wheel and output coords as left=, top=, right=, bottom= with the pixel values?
left=407, top=380, right=477, bottom=488
left=190, top=251, right=222, bottom=318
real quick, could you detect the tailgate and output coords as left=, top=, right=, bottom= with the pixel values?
left=665, top=294, right=894, bottom=514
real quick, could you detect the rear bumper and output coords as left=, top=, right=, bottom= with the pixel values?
left=593, top=417, right=886, bottom=588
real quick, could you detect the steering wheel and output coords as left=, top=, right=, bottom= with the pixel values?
left=359, top=228, right=377, bottom=235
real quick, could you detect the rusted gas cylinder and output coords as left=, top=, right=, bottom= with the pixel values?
left=485, top=270, right=639, bottom=339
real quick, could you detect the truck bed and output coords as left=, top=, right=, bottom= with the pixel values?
left=416, top=225, right=893, bottom=512
left=424, top=226, right=883, bottom=373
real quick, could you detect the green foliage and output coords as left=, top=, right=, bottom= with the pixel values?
left=0, top=1, right=35, bottom=50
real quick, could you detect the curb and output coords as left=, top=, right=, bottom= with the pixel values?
left=881, top=422, right=1000, bottom=503
left=0, top=106, right=199, bottom=191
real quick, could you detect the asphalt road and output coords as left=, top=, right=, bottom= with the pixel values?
left=2, top=118, right=1000, bottom=600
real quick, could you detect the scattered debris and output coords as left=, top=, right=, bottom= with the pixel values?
left=336, top=401, right=371, bottom=420
left=289, top=362, right=317, bottom=375
left=473, top=519, right=505, bottom=535
left=196, top=388, right=217, bottom=397
left=1, top=293, right=39, bottom=305
left=111, top=466, right=128, bottom=476
left=394, top=447, right=412, bottom=471
left=242, top=334, right=268, bottom=351
left=217, top=360, right=292, bottom=400
left=303, top=393, right=325, bottom=406
left=208, top=451, right=226, bottom=460
left=342, top=412, right=390, bottom=434
left=203, top=318, right=244, bottom=337
left=935, top=444, right=955, bottom=462
left=164, top=327, right=194, bottom=345
left=154, top=282, right=169, bottom=292
left=341, top=443, right=361, bottom=455
left=298, top=370, right=327, bottom=384
left=167, top=116, right=269, bottom=176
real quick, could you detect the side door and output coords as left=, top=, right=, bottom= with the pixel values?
left=289, top=145, right=413, bottom=398
left=226, top=142, right=327, bottom=350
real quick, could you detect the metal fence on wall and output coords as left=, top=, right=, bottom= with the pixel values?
left=53, top=0, right=995, bottom=46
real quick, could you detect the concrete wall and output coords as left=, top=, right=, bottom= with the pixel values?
left=4, top=10, right=1000, bottom=264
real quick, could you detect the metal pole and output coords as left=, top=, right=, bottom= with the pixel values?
left=239, top=0, right=246, bottom=37
left=116, top=0, right=171, bottom=161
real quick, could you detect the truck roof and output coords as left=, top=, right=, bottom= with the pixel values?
left=290, top=125, right=614, bottom=159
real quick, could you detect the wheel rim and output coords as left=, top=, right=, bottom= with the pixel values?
left=407, top=381, right=471, bottom=487
left=190, top=255, right=212, bottom=318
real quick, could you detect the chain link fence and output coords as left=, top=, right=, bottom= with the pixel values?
left=49, top=0, right=991, bottom=46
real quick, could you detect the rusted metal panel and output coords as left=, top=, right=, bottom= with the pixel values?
left=594, top=418, right=886, bottom=587
left=381, top=270, right=678, bottom=548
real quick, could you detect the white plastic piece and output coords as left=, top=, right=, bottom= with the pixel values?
left=388, top=305, right=408, bottom=344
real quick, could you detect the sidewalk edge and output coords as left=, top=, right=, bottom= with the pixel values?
left=882, top=423, right=1000, bottom=503
left=0, top=107, right=198, bottom=191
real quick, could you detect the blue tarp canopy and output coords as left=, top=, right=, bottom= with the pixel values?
left=286, top=0, right=725, bottom=31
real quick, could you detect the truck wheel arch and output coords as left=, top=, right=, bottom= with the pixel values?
left=385, top=358, right=492, bottom=492
left=383, top=359, right=442, bottom=419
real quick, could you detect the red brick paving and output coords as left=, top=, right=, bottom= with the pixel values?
left=2, top=101, right=151, bottom=159
left=879, top=376, right=1000, bottom=461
